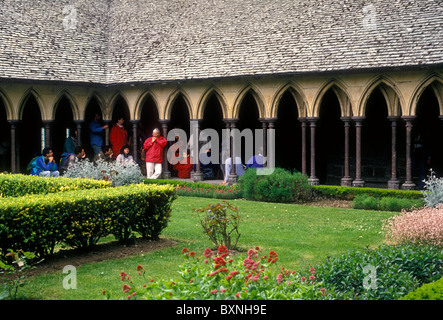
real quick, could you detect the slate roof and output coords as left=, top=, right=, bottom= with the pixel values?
left=1, top=0, right=442, bottom=84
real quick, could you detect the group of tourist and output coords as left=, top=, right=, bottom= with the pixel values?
left=28, top=113, right=265, bottom=184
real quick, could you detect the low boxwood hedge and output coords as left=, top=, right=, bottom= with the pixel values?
left=0, top=173, right=111, bottom=198
left=0, top=183, right=176, bottom=257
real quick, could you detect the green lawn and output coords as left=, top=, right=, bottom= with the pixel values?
left=18, top=196, right=396, bottom=300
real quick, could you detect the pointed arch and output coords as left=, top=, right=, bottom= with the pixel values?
left=358, top=75, right=403, bottom=117
left=18, top=88, right=46, bottom=120
left=409, top=73, right=443, bottom=116
left=134, top=89, right=160, bottom=120
left=232, top=84, right=265, bottom=119
left=52, top=89, right=80, bottom=121
left=84, top=91, right=106, bottom=120
left=108, top=91, right=130, bottom=119
left=312, top=79, right=353, bottom=118
left=270, top=82, right=308, bottom=118
left=196, top=86, right=228, bottom=119
left=0, top=87, right=14, bottom=120
left=164, top=88, right=193, bottom=120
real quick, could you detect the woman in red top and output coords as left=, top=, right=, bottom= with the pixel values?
left=143, top=128, right=167, bottom=179
left=173, top=150, right=194, bottom=179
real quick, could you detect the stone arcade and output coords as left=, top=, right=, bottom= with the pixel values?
left=1, top=0, right=442, bottom=189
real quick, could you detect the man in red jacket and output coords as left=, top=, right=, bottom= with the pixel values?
left=109, top=117, right=129, bottom=159
left=143, top=128, right=167, bottom=179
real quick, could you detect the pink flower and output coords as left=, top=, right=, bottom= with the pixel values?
left=235, top=292, right=240, bottom=298
left=320, top=288, right=327, bottom=293
left=203, top=248, right=213, bottom=258
left=211, top=289, right=218, bottom=294
left=122, top=284, right=131, bottom=293
left=300, top=276, right=307, bottom=282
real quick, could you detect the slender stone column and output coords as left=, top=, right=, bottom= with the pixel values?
left=402, top=116, right=416, bottom=190
left=8, top=120, right=18, bottom=173
left=307, top=117, right=319, bottom=185
left=259, top=119, right=268, bottom=168
left=103, top=120, right=111, bottom=146
left=130, top=120, right=139, bottom=162
left=74, top=120, right=83, bottom=147
left=388, top=116, right=400, bottom=189
left=266, top=119, right=276, bottom=170
left=298, top=118, right=307, bottom=176
left=159, top=120, right=171, bottom=179
left=43, top=120, right=54, bottom=148
left=191, top=119, right=203, bottom=182
left=352, top=117, right=365, bottom=187
left=340, top=117, right=353, bottom=186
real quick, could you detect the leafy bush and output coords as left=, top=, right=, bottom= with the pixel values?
left=238, top=168, right=312, bottom=203
left=106, top=245, right=331, bottom=300
left=383, top=205, right=443, bottom=246
left=0, top=173, right=110, bottom=198
left=0, top=184, right=177, bottom=256
left=193, top=201, right=242, bottom=250
left=351, top=194, right=424, bottom=212
left=401, top=277, right=443, bottom=300
left=63, top=159, right=143, bottom=187
left=312, top=244, right=443, bottom=300
left=423, top=170, right=443, bottom=207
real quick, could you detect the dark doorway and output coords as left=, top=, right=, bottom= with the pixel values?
left=82, top=97, right=103, bottom=160
left=362, top=88, right=391, bottom=187
left=414, top=86, right=442, bottom=185
left=53, top=96, right=74, bottom=162
left=0, top=98, right=10, bottom=172
left=317, top=90, right=344, bottom=185
left=20, top=95, right=43, bottom=173
left=237, top=92, right=261, bottom=165
left=276, top=90, right=301, bottom=172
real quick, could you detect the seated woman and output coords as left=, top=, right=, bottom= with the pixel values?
left=173, top=150, right=194, bottom=179
left=116, top=145, right=134, bottom=165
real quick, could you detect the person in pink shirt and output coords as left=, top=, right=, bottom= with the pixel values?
left=143, top=128, right=167, bottom=179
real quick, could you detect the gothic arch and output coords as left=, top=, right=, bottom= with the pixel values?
left=196, top=86, right=228, bottom=119
left=164, top=88, right=194, bottom=120
left=312, top=79, right=353, bottom=118
left=52, top=89, right=80, bottom=121
left=0, top=87, right=14, bottom=120
left=358, top=75, right=404, bottom=117
left=134, top=89, right=160, bottom=120
left=270, top=82, right=308, bottom=118
left=108, top=91, right=130, bottom=120
left=18, top=88, right=46, bottom=120
left=409, top=73, right=443, bottom=116
left=84, top=91, right=106, bottom=120
left=232, top=84, right=265, bottom=119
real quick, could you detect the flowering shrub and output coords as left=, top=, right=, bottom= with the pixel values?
left=64, top=159, right=143, bottom=187
left=107, top=246, right=330, bottom=300
left=383, top=205, right=443, bottom=246
left=194, top=201, right=242, bottom=250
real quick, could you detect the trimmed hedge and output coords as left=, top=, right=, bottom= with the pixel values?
left=0, top=173, right=111, bottom=198
left=0, top=183, right=176, bottom=257
left=313, top=185, right=423, bottom=201
left=401, top=277, right=443, bottom=300
left=351, top=194, right=424, bottom=212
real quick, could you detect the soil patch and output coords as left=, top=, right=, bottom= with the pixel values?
left=28, top=238, right=177, bottom=276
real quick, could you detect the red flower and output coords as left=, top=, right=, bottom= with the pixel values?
left=218, top=245, right=228, bottom=255
left=136, top=265, right=144, bottom=271
left=190, top=251, right=196, bottom=257
left=182, top=248, right=189, bottom=254
left=268, top=251, right=278, bottom=263
left=203, top=248, right=213, bottom=258
left=122, top=284, right=131, bottom=293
